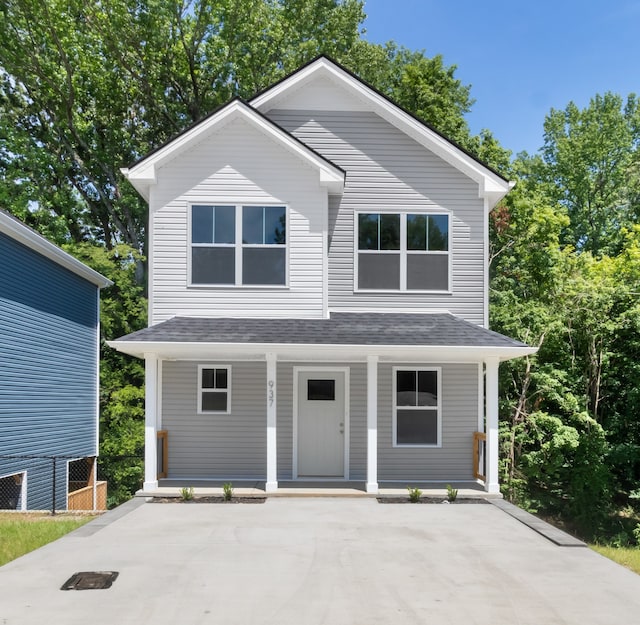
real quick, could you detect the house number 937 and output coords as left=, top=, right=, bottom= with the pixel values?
left=268, top=380, right=275, bottom=407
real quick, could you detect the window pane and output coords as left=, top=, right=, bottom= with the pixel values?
left=264, top=207, right=286, bottom=244
left=192, top=205, right=213, bottom=243
left=214, top=206, right=235, bottom=244
left=396, top=370, right=416, bottom=406
left=397, top=409, right=438, bottom=445
left=202, top=391, right=227, bottom=412
left=417, top=371, right=437, bottom=406
left=215, top=368, right=228, bottom=389
left=407, top=214, right=427, bottom=250
left=406, top=254, right=448, bottom=290
left=428, top=215, right=449, bottom=251
left=242, top=248, right=286, bottom=285
left=192, top=248, right=235, bottom=284
left=202, top=368, right=215, bottom=389
left=380, top=214, right=400, bottom=250
left=358, top=253, right=400, bottom=290
left=242, top=206, right=264, bottom=244
left=358, top=214, right=379, bottom=250
left=308, top=379, right=335, bottom=401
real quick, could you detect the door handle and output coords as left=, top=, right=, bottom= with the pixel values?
left=339, top=422, right=344, bottom=434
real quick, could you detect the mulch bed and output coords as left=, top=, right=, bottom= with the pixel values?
left=151, top=497, right=266, bottom=504
left=377, top=497, right=490, bottom=504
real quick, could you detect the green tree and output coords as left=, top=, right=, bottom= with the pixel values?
left=0, top=0, right=366, bottom=249
left=541, top=93, right=640, bottom=255
left=64, top=242, right=147, bottom=504
left=1, top=0, right=510, bottom=252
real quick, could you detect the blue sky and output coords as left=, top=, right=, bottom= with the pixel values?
left=362, top=0, right=640, bottom=156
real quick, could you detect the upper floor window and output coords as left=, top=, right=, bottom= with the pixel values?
left=190, top=204, right=287, bottom=286
left=356, top=212, right=449, bottom=291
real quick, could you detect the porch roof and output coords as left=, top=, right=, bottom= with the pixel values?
left=108, top=313, right=536, bottom=362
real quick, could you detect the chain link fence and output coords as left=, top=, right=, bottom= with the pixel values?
left=0, top=454, right=143, bottom=514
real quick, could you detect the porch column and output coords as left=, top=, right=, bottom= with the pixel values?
left=143, top=353, right=159, bottom=491
left=484, top=357, right=500, bottom=493
left=366, top=355, right=379, bottom=493
left=265, top=352, right=278, bottom=492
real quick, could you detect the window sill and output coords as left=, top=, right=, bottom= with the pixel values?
left=392, top=443, right=442, bottom=449
left=188, top=284, right=290, bottom=291
left=354, top=289, right=452, bottom=295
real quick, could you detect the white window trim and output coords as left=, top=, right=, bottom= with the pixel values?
left=392, top=366, right=442, bottom=448
left=354, top=211, right=452, bottom=293
left=197, top=364, right=232, bottom=414
left=188, top=203, right=289, bottom=288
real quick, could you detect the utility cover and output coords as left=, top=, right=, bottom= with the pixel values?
left=61, top=571, right=119, bottom=590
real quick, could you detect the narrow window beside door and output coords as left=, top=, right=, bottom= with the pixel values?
left=198, top=365, right=231, bottom=413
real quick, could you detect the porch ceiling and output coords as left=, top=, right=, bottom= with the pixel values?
left=107, top=312, right=536, bottom=362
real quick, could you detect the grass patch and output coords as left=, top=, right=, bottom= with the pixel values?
left=591, top=545, right=640, bottom=575
left=0, top=513, right=94, bottom=567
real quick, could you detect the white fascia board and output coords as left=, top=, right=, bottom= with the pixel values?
left=0, top=211, right=112, bottom=288
left=107, top=339, right=537, bottom=363
left=251, top=59, right=512, bottom=207
left=123, top=100, right=344, bottom=199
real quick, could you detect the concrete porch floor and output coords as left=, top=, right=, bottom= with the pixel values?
left=140, top=480, right=499, bottom=499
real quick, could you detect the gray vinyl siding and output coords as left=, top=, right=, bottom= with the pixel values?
left=150, top=117, right=327, bottom=324
left=267, top=110, right=486, bottom=325
left=276, top=362, right=294, bottom=480
left=0, top=232, right=99, bottom=510
left=161, top=361, right=267, bottom=479
left=161, top=360, right=476, bottom=482
left=377, top=363, right=479, bottom=481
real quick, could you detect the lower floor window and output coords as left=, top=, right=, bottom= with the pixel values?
left=198, top=365, right=231, bottom=413
left=393, top=367, right=441, bottom=446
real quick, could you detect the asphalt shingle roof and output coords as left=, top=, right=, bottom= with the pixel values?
left=115, top=313, right=526, bottom=348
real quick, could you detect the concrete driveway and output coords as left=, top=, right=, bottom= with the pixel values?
left=1, top=497, right=639, bottom=625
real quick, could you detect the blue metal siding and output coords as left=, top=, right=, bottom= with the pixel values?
left=0, top=232, right=99, bottom=509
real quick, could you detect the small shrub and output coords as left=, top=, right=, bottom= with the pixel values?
left=446, top=484, right=458, bottom=502
left=407, top=486, right=422, bottom=503
left=222, top=482, right=234, bottom=501
left=633, top=523, right=640, bottom=545
left=180, top=486, right=194, bottom=501
left=611, top=531, right=631, bottom=548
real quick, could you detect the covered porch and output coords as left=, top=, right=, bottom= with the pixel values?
left=108, top=313, right=535, bottom=495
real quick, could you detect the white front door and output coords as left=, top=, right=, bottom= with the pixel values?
left=297, top=370, right=346, bottom=478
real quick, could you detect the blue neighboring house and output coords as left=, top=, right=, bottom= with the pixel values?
left=0, top=210, right=111, bottom=510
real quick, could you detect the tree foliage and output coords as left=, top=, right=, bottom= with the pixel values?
left=492, top=99, right=640, bottom=537
left=0, top=0, right=502, bottom=252
left=541, top=93, right=640, bottom=255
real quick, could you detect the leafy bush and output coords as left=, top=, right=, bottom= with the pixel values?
left=222, top=482, right=234, bottom=501
left=407, top=486, right=422, bottom=503
left=446, top=484, right=458, bottom=502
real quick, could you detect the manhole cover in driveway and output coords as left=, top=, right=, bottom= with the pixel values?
left=61, top=571, right=119, bottom=590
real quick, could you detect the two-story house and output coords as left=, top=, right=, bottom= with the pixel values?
left=109, top=57, right=535, bottom=494
left=0, top=209, right=111, bottom=510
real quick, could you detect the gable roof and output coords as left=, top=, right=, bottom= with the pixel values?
left=122, top=98, right=345, bottom=201
left=250, top=55, right=513, bottom=207
left=108, top=312, right=535, bottom=362
left=0, top=209, right=112, bottom=288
